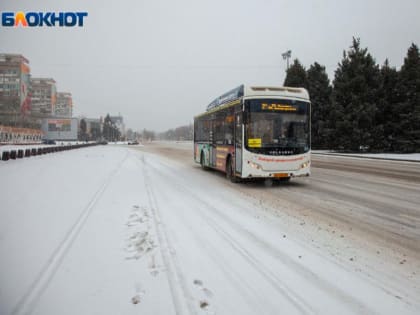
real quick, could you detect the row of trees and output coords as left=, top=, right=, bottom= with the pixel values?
left=159, top=124, right=193, bottom=141
left=284, top=38, right=420, bottom=152
left=102, top=114, right=121, bottom=141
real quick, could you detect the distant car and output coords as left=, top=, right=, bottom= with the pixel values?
left=128, top=140, right=139, bottom=145
left=99, top=140, right=108, bottom=145
left=42, top=139, right=56, bottom=145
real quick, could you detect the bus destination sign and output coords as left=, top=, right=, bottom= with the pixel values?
left=261, top=103, right=297, bottom=112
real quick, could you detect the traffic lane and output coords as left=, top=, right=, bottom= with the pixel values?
left=309, top=155, right=420, bottom=251
left=311, top=154, right=420, bottom=183
left=254, top=168, right=420, bottom=253
left=140, top=143, right=420, bottom=183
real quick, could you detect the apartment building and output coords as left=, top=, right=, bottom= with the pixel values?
left=55, top=92, right=73, bottom=117
left=30, top=77, right=57, bottom=116
left=0, top=54, right=31, bottom=125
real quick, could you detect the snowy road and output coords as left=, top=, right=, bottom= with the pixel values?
left=1, top=144, right=419, bottom=314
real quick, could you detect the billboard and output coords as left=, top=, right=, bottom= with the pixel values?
left=41, top=118, right=78, bottom=140
left=47, top=119, right=71, bottom=132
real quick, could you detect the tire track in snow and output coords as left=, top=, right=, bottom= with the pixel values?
left=143, top=153, right=379, bottom=315
left=139, top=154, right=195, bottom=315
left=151, top=181, right=294, bottom=314
left=11, top=151, right=129, bottom=315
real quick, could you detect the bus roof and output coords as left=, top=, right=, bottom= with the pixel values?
left=244, top=85, right=309, bottom=100
left=206, top=85, right=309, bottom=111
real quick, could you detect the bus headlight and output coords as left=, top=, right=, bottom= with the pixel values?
left=300, top=161, right=310, bottom=169
left=248, top=161, right=262, bottom=170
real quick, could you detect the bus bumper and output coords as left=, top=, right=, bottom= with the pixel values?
left=240, top=152, right=311, bottom=179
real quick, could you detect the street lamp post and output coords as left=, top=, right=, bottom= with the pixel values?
left=282, top=50, right=292, bottom=71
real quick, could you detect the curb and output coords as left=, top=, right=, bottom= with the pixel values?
left=312, top=152, right=420, bottom=163
left=0, top=143, right=100, bottom=162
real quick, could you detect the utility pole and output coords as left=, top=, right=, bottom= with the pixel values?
left=282, top=50, right=292, bottom=71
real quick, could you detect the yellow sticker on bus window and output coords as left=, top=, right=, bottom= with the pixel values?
left=248, top=138, right=261, bottom=148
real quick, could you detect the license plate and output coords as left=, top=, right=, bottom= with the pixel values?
left=274, top=173, right=288, bottom=178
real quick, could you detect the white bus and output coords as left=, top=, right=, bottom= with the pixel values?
left=194, top=85, right=311, bottom=182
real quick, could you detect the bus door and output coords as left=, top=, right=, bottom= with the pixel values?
left=234, top=107, right=242, bottom=174
left=209, top=128, right=216, bottom=167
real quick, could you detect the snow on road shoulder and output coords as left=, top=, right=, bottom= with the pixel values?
left=0, top=146, right=129, bottom=315
left=0, top=147, right=176, bottom=315
left=28, top=149, right=177, bottom=315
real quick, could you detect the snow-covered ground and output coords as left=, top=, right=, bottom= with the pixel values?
left=0, top=145, right=419, bottom=315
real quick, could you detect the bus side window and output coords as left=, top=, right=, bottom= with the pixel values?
left=225, top=112, right=234, bottom=145
left=225, top=133, right=232, bottom=145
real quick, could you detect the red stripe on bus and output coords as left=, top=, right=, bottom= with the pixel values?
left=257, top=156, right=304, bottom=163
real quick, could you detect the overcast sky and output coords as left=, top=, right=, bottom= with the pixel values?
left=1, top=0, right=419, bottom=131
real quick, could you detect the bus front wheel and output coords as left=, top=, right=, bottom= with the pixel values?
left=226, top=157, right=239, bottom=183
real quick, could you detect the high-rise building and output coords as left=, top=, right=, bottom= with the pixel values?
left=0, top=54, right=31, bottom=125
left=55, top=92, right=73, bottom=117
left=30, top=78, right=57, bottom=116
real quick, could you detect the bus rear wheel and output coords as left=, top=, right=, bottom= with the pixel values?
left=200, top=151, right=208, bottom=170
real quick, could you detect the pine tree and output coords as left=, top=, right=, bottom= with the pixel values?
left=395, top=44, right=420, bottom=152
left=332, top=38, right=381, bottom=151
left=79, top=118, right=87, bottom=141
left=103, top=114, right=113, bottom=141
left=377, top=59, right=399, bottom=151
left=284, top=59, right=307, bottom=88
left=306, top=62, right=332, bottom=149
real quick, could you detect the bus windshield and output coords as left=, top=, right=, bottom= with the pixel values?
left=245, top=99, right=310, bottom=154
